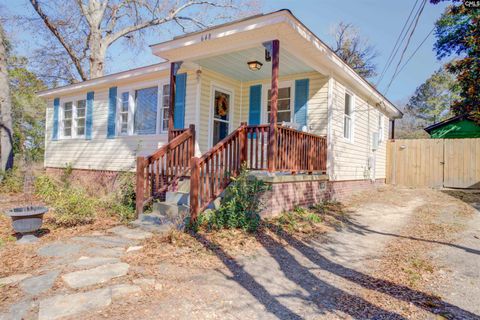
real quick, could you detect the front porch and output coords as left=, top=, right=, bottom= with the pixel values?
left=138, top=35, right=330, bottom=219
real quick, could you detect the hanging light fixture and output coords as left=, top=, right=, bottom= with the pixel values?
left=247, top=60, right=263, bottom=71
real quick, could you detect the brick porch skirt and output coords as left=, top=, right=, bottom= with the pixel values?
left=259, top=177, right=385, bottom=217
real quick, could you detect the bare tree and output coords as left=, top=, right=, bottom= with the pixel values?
left=24, top=0, right=260, bottom=83
left=0, top=21, right=13, bottom=171
left=330, top=22, right=378, bottom=79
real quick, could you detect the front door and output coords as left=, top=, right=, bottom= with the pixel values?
left=212, top=88, right=231, bottom=145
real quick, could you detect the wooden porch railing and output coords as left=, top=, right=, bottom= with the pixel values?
left=136, top=124, right=195, bottom=216
left=170, top=128, right=188, bottom=140
left=275, top=126, right=327, bottom=173
left=189, top=123, right=327, bottom=220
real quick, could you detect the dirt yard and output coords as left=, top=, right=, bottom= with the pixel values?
left=1, top=186, right=479, bottom=320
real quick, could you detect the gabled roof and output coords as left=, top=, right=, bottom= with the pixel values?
left=37, top=9, right=402, bottom=119
left=424, top=113, right=477, bottom=133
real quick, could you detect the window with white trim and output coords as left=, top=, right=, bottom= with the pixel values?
left=61, top=99, right=85, bottom=138
left=161, top=84, right=170, bottom=132
left=76, top=99, right=86, bottom=136
left=119, top=92, right=129, bottom=135
left=63, top=102, right=73, bottom=137
left=267, top=87, right=292, bottom=123
left=117, top=82, right=171, bottom=136
left=378, top=113, right=384, bottom=143
left=343, top=92, right=354, bottom=141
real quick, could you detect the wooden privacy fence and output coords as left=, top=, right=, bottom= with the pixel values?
left=386, top=138, right=480, bottom=189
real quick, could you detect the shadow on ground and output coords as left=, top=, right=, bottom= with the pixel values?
left=193, top=215, right=479, bottom=319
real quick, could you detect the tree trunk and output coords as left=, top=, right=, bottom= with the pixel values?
left=89, top=31, right=106, bottom=79
left=0, top=22, right=13, bottom=172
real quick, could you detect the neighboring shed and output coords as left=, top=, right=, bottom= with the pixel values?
left=424, top=113, right=480, bottom=139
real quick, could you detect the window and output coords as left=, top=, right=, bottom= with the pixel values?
left=63, top=102, right=73, bottom=137
left=76, top=99, right=86, bottom=136
left=343, top=92, right=354, bottom=141
left=161, top=84, right=170, bottom=132
left=61, top=99, right=86, bottom=138
left=267, top=87, right=291, bottom=123
left=134, top=86, right=158, bottom=135
left=378, top=113, right=384, bottom=143
left=119, top=92, right=129, bottom=135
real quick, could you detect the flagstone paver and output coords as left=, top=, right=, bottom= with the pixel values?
left=37, top=242, right=83, bottom=258
left=62, top=262, right=129, bottom=289
left=108, top=225, right=153, bottom=240
left=0, top=274, right=32, bottom=286
left=19, top=270, right=60, bottom=295
left=38, top=288, right=112, bottom=320
left=72, top=256, right=120, bottom=268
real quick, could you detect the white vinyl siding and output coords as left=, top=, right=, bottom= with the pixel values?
left=329, top=78, right=389, bottom=181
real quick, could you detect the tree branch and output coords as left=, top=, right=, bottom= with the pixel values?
left=29, top=0, right=88, bottom=80
left=105, top=0, right=235, bottom=45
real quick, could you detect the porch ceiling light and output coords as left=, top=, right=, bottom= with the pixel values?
left=247, top=60, right=263, bottom=71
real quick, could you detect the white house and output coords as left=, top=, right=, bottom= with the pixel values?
left=38, top=10, right=402, bottom=217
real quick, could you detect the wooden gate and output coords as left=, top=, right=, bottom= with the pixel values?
left=386, top=138, right=480, bottom=189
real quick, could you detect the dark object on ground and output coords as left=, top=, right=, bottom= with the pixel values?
left=6, top=206, right=48, bottom=243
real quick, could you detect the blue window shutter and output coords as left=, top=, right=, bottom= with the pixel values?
left=107, top=87, right=117, bottom=138
left=52, top=98, right=60, bottom=141
left=86, top=91, right=94, bottom=140
left=294, top=79, right=309, bottom=128
left=248, top=85, right=262, bottom=125
left=174, top=73, right=187, bottom=129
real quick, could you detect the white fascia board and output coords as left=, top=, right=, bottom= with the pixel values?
left=38, top=63, right=169, bottom=98
left=150, top=11, right=289, bottom=57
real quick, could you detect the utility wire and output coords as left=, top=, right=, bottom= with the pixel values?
left=393, top=27, right=435, bottom=80
left=384, top=0, right=428, bottom=95
left=376, top=0, right=421, bottom=86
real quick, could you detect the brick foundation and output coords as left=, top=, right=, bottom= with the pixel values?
left=327, top=179, right=385, bottom=201
left=259, top=177, right=385, bottom=217
left=45, top=167, right=122, bottom=193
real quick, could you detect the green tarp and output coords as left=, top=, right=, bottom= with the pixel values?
left=430, top=119, right=480, bottom=139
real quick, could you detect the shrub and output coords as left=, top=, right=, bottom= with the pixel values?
left=0, top=167, right=24, bottom=193
left=35, top=175, right=96, bottom=227
left=192, top=167, right=270, bottom=232
left=269, top=206, right=323, bottom=235
left=50, top=188, right=96, bottom=226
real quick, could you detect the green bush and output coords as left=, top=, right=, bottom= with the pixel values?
left=35, top=175, right=96, bottom=227
left=0, top=168, right=24, bottom=193
left=192, top=167, right=270, bottom=232
left=51, top=188, right=96, bottom=226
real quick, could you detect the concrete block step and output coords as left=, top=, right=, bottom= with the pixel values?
left=130, top=220, right=175, bottom=234
left=152, top=202, right=189, bottom=222
left=176, top=179, right=190, bottom=193
left=165, top=191, right=189, bottom=206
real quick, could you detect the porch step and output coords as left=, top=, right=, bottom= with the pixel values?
left=130, top=201, right=189, bottom=233
left=165, top=191, right=189, bottom=206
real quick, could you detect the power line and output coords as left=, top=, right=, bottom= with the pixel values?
left=394, top=27, right=435, bottom=79
left=376, top=0, right=421, bottom=86
left=384, top=0, right=428, bottom=95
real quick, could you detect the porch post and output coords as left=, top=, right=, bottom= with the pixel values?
left=267, top=39, right=280, bottom=172
left=168, top=62, right=176, bottom=142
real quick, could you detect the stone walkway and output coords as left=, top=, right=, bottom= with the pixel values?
left=0, top=226, right=156, bottom=320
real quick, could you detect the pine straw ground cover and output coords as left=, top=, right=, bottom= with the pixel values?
left=0, top=192, right=119, bottom=277
left=124, top=186, right=479, bottom=319
left=346, top=186, right=478, bottom=319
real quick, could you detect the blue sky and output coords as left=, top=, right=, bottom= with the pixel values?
left=6, top=0, right=449, bottom=104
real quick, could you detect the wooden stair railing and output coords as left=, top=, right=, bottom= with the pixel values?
left=190, top=123, right=248, bottom=221
left=189, top=123, right=327, bottom=221
left=136, top=124, right=195, bottom=216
